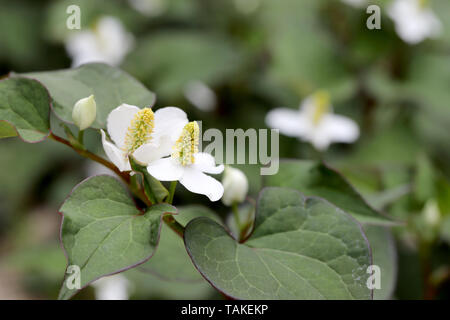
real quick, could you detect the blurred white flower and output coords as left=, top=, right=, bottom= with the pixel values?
left=183, top=80, right=217, bottom=112
left=128, top=0, right=168, bottom=17
left=66, top=16, right=134, bottom=67
left=388, top=0, right=442, bottom=44
left=341, top=0, right=367, bottom=8
left=147, top=121, right=224, bottom=201
left=265, top=90, right=359, bottom=151
left=92, top=274, right=131, bottom=300
left=222, top=166, right=248, bottom=206
left=101, top=104, right=188, bottom=172
left=72, top=95, right=96, bottom=130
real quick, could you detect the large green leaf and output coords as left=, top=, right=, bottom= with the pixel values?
left=185, top=187, right=372, bottom=300
left=139, top=205, right=221, bottom=282
left=0, top=77, right=50, bottom=142
left=58, top=175, right=176, bottom=300
left=364, top=226, right=397, bottom=300
left=264, top=161, right=396, bottom=226
left=21, top=63, right=156, bottom=129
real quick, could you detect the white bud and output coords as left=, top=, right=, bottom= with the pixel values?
left=422, top=199, right=441, bottom=228
left=221, top=166, right=249, bottom=206
left=72, top=95, right=97, bottom=130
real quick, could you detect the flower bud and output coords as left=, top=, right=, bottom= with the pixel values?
left=221, top=166, right=248, bottom=206
left=422, top=199, right=441, bottom=228
left=72, top=95, right=97, bottom=130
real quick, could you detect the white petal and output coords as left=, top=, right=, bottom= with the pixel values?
left=93, top=274, right=130, bottom=300
left=146, top=157, right=184, bottom=181
left=106, top=104, right=140, bottom=149
left=154, top=106, right=188, bottom=142
left=319, top=114, right=360, bottom=144
left=132, top=141, right=168, bottom=165
left=193, top=152, right=224, bottom=174
left=265, top=108, right=310, bottom=138
left=66, top=32, right=104, bottom=67
left=101, top=130, right=131, bottom=172
left=94, top=17, right=134, bottom=66
left=180, top=168, right=224, bottom=202
left=309, top=131, right=332, bottom=151
left=183, top=80, right=217, bottom=112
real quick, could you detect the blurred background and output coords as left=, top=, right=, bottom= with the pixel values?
left=0, top=0, right=449, bottom=299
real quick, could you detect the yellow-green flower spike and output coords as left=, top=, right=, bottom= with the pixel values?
left=419, top=0, right=429, bottom=9
left=172, top=121, right=200, bottom=166
left=312, top=90, right=330, bottom=125
left=123, top=108, right=154, bottom=154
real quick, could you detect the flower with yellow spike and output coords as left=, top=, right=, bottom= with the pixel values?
left=146, top=121, right=224, bottom=202
left=265, top=90, right=359, bottom=151
left=101, top=104, right=188, bottom=171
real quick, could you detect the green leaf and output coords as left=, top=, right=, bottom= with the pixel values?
left=364, top=226, right=397, bottom=300
left=185, top=187, right=372, bottom=300
left=264, top=161, right=396, bottom=226
left=58, top=175, right=176, bottom=300
left=20, top=63, right=156, bottom=129
left=0, top=77, right=50, bottom=142
left=140, top=205, right=221, bottom=282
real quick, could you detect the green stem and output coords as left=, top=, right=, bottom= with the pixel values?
left=78, top=130, right=84, bottom=145
left=232, top=202, right=242, bottom=234
left=167, top=181, right=177, bottom=204
left=48, top=132, right=187, bottom=238
left=163, top=215, right=185, bottom=237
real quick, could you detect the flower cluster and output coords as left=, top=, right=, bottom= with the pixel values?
left=101, top=104, right=224, bottom=201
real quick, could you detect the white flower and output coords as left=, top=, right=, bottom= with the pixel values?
left=265, top=90, right=359, bottom=151
left=146, top=121, right=224, bottom=201
left=183, top=80, right=217, bottom=112
left=66, top=16, right=134, bottom=67
left=72, top=95, right=97, bottom=130
left=388, top=0, right=442, bottom=44
left=101, top=104, right=188, bottom=172
left=92, top=274, right=131, bottom=300
left=341, top=0, right=367, bottom=8
left=221, top=166, right=249, bottom=206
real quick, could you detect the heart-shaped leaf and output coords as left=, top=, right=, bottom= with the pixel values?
left=264, top=160, right=396, bottom=226
left=20, top=63, right=156, bottom=129
left=58, top=175, right=176, bottom=300
left=185, top=187, right=373, bottom=300
left=0, top=77, right=50, bottom=142
left=139, top=205, right=221, bottom=282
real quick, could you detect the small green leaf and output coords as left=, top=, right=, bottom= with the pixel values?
left=58, top=175, right=176, bottom=300
left=264, top=161, right=396, bottom=226
left=20, top=63, right=155, bottom=129
left=140, top=205, right=221, bottom=282
left=130, top=158, right=169, bottom=204
left=0, top=77, right=50, bottom=142
left=185, top=187, right=372, bottom=300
